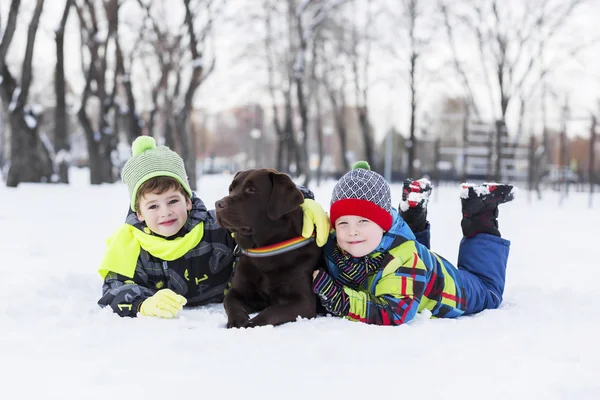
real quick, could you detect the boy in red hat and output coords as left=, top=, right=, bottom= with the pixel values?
left=312, top=161, right=515, bottom=325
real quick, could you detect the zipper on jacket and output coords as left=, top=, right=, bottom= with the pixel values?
left=162, top=261, right=170, bottom=289
left=370, top=270, right=383, bottom=293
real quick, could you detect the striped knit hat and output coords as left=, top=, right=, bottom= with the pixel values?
left=330, top=161, right=392, bottom=231
left=121, top=136, right=192, bottom=211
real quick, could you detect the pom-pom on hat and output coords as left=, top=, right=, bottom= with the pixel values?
left=121, top=136, right=192, bottom=211
left=330, top=161, right=392, bottom=231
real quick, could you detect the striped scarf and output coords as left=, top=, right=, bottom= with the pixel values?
left=331, top=245, right=385, bottom=289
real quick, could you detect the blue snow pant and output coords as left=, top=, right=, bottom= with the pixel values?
left=414, top=224, right=510, bottom=315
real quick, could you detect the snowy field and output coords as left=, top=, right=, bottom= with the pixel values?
left=1, top=168, right=599, bottom=400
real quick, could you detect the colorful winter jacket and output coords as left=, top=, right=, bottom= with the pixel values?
left=322, top=209, right=467, bottom=325
left=97, top=194, right=236, bottom=317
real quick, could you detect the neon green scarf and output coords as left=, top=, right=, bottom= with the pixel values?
left=98, top=222, right=204, bottom=279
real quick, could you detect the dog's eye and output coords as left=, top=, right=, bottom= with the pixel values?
left=228, top=185, right=233, bottom=192
left=245, top=187, right=257, bottom=194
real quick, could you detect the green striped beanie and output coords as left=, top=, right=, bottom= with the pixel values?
left=121, top=136, right=192, bottom=211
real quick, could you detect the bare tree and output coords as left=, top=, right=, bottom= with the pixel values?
left=293, top=0, right=349, bottom=185
left=320, top=38, right=350, bottom=173
left=261, top=0, right=294, bottom=173
left=589, top=114, right=597, bottom=208
left=441, top=0, right=592, bottom=181
left=440, top=3, right=480, bottom=121
left=174, top=0, right=218, bottom=189
left=349, top=0, right=376, bottom=167
left=309, top=30, right=324, bottom=183
left=0, top=0, right=53, bottom=187
left=263, top=1, right=283, bottom=171
left=136, top=0, right=184, bottom=140
left=253, top=0, right=301, bottom=175
left=114, top=30, right=143, bottom=145
left=54, top=0, right=74, bottom=184
left=386, top=0, right=439, bottom=178
left=134, top=0, right=218, bottom=190
left=74, top=0, right=119, bottom=184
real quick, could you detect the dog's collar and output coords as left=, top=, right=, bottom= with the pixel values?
left=233, top=235, right=315, bottom=258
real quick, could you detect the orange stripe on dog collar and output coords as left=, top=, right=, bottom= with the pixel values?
left=235, top=235, right=315, bottom=258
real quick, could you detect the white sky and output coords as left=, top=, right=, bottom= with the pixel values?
left=1, top=168, right=599, bottom=399
left=2, top=0, right=600, bottom=141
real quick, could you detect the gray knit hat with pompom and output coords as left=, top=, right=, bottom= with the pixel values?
left=330, top=161, right=392, bottom=231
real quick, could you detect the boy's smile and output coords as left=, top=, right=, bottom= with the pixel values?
left=347, top=239, right=365, bottom=245
left=136, top=188, right=192, bottom=237
left=335, top=215, right=385, bottom=258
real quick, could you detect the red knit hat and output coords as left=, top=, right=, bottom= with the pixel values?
left=330, top=161, right=392, bottom=231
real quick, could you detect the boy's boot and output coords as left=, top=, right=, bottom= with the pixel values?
left=460, top=183, right=515, bottom=238
left=399, top=178, right=433, bottom=233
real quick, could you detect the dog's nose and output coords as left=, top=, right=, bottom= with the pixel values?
left=215, top=200, right=227, bottom=209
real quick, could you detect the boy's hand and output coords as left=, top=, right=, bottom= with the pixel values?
left=300, top=199, right=330, bottom=247
left=312, top=269, right=349, bottom=316
left=139, top=289, right=187, bottom=318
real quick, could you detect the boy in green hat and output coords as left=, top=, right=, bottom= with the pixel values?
left=98, top=136, right=329, bottom=318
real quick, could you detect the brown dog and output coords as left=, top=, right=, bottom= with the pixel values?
left=215, top=169, right=322, bottom=328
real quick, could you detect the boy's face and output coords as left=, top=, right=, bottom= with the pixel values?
left=334, top=215, right=384, bottom=258
left=136, top=187, right=192, bottom=237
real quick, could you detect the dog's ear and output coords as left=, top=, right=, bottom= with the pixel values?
left=266, top=171, right=304, bottom=220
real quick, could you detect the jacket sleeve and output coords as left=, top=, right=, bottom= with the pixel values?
left=97, top=259, right=156, bottom=318
left=296, top=184, right=315, bottom=200
left=343, top=251, right=427, bottom=326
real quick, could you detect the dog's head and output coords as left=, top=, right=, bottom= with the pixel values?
left=215, top=169, right=304, bottom=246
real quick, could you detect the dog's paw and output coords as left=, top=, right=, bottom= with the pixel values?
left=242, top=319, right=258, bottom=329
left=226, top=315, right=250, bottom=329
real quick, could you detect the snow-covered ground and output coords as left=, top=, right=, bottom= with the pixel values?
left=1, top=168, right=598, bottom=400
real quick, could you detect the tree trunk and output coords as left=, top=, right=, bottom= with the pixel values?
left=495, top=120, right=506, bottom=182
left=357, top=107, right=373, bottom=166
left=5, top=0, right=51, bottom=187
left=528, top=135, right=536, bottom=202
left=407, top=53, right=417, bottom=178
left=177, top=111, right=196, bottom=191
left=295, top=76, right=309, bottom=185
left=77, top=108, right=115, bottom=184
left=283, top=91, right=296, bottom=175
left=461, top=105, right=470, bottom=182
left=54, top=0, right=74, bottom=184
left=115, top=39, right=142, bottom=144
left=335, top=108, right=350, bottom=173
left=314, top=100, right=324, bottom=185
left=589, top=116, right=596, bottom=207
left=6, top=114, right=52, bottom=186
left=274, top=111, right=285, bottom=172
left=75, top=0, right=118, bottom=185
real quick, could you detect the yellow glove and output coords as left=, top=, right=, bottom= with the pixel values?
left=139, top=289, right=187, bottom=319
left=300, top=198, right=331, bottom=247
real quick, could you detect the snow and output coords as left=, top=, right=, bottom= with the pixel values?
left=399, top=177, right=432, bottom=211
left=459, top=182, right=520, bottom=199
left=30, top=103, right=44, bottom=115
left=24, top=114, right=37, bottom=129
left=192, top=57, right=203, bottom=69
left=8, top=87, right=21, bottom=112
left=1, top=169, right=599, bottom=400
left=55, top=149, right=72, bottom=164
